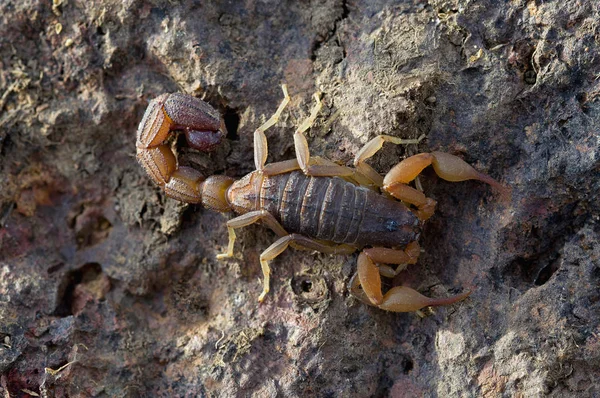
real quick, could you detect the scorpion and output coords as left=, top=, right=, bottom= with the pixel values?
left=136, top=85, right=506, bottom=313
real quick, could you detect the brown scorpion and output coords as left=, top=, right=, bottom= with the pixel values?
left=136, top=85, right=506, bottom=313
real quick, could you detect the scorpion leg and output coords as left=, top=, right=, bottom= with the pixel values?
left=383, top=152, right=508, bottom=220
left=216, top=210, right=288, bottom=259
left=352, top=245, right=470, bottom=312
left=262, top=157, right=349, bottom=176
left=250, top=86, right=327, bottom=177
left=258, top=234, right=355, bottom=302
left=262, top=159, right=301, bottom=176
left=254, top=85, right=291, bottom=172
left=292, top=93, right=354, bottom=178
left=255, top=88, right=355, bottom=178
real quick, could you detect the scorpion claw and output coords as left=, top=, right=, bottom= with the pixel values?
left=377, top=286, right=471, bottom=313
left=357, top=252, right=384, bottom=305
left=353, top=247, right=471, bottom=313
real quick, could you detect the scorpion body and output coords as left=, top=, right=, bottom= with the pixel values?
left=228, top=170, right=420, bottom=248
left=136, top=85, right=507, bottom=312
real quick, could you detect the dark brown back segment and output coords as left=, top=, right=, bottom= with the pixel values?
left=259, top=171, right=420, bottom=248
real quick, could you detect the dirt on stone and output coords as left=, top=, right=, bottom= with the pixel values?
left=1, top=0, right=599, bottom=397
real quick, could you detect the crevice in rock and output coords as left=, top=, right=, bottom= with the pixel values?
left=54, top=262, right=104, bottom=317
left=223, top=106, right=240, bottom=141
left=310, top=0, right=350, bottom=61
left=502, top=200, right=588, bottom=291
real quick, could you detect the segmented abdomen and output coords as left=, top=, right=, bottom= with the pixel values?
left=260, top=171, right=420, bottom=248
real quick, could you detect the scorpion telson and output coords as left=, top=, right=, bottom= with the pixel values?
left=136, top=85, right=508, bottom=313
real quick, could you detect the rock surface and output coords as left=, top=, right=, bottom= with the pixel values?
left=1, top=0, right=598, bottom=396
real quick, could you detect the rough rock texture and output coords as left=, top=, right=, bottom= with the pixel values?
left=1, top=0, right=599, bottom=397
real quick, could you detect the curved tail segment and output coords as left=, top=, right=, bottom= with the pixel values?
left=136, top=93, right=227, bottom=204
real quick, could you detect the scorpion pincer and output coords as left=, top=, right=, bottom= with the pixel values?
left=136, top=85, right=508, bottom=313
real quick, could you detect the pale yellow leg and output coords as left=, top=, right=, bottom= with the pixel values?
left=292, top=93, right=354, bottom=177
left=216, top=226, right=237, bottom=260
left=254, top=85, right=291, bottom=171
left=258, top=233, right=355, bottom=302
left=262, top=159, right=301, bottom=176
left=216, top=210, right=288, bottom=259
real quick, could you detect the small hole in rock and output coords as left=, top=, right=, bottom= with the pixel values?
left=54, top=263, right=103, bottom=317
left=292, top=276, right=316, bottom=296
left=223, top=107, right=240, bottom=141
left=301, top=280, right=312, bottom=293
left=534, top=260, right=559, bottom=286
left=524, top=70, right=537, bottom=84
left=47, top=262, right=65, bottom=275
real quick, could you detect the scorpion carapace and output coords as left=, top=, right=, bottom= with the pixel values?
left=136, top=85, right=508, bottom=313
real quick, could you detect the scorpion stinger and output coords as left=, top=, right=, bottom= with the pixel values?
left=136, top=92, right=231, bottom=205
